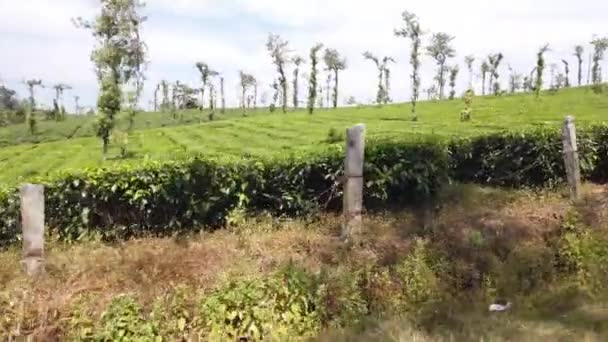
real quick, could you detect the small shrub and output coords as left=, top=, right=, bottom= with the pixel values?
left=317, top=267, right=368, bottom=328
left=199, top=265, right=320, bottom=340
left=325, top=127, right=344, bottom=144
left=394, top=239, right=442, bottom=309
left=111, top=130, right=129, bottom=159
left=96, top=295, right=158, bottom=340
left=497, top=242, right=557, bottom=296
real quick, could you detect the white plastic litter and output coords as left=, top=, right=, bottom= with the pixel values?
left=489, top=302, right=512, bottom=312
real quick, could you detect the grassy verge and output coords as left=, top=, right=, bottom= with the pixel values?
left=1, top=183, right=607, bottom=340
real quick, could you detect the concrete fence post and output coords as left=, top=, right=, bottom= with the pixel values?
left=562, top=115, right=581, bottom=201
left=342, top=124, right=365, bottom=242
left=20, top=184, right=45, bottom=276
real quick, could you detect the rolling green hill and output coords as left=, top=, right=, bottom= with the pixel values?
left=0, top=87, right=606, bottom=184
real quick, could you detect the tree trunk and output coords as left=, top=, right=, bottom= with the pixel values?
left=200, top=86, right=205, bottom=111
left=220, top=78, right=225, bottom=114
left=333, top=69, right=339, bottom=108
left=438, top=63, right=445, bottom=100
left=253, top=84, right=258, bottom=110
left=102, top=135, right=109, bottom=158
left=482, top=72, right=486, bottom=96
left=384, top=69, right=390, bottom=104
left=293, top=68, right=299, bottom=109
left=377, top=68, right=383, bottom=104
left=578, top=59, right=583, bottom=86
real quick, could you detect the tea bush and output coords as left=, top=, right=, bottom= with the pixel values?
left=1, top=125, right=607, bottom=246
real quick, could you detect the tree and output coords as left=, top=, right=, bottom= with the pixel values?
left=220, top=76, right=226, bottom=114
left=153, top=83, right=160, bottom=111
left=323, top=48, right=347, bottom=108
left=324, top=72, right=332, bottom=107
left=395, top=10, right=423, bottom=120
left=24, top=79, right=43, bottom=135
left=561, top=59, right=570, bottom=87
left=75, top=0, right=147, bottom=156
left=535, top=44, right=550, bottom=98
left=574, top=45, right=584, bottom=86
left=307, top=43, right=323, bottom=114
left=464, top=55, right=475, bottom=89
left=253, top=78, right=258, bottom=110
left=239, top=71, right=257, bottom=112
left=426, top=32, right=455, bottom=100
left=590, top=36, right=608, bottom=86
left=448, top=65, right=459, bottom=100
left=52, top=83, right=72, bottom=120
left=292, top=55, right=305, bottom=109
left=508, top=67, right=523, bottom=93
left=160, top=80, right=170, bottom=111
left=317, top=81, right=324, bottom=108
left=487, top=53, right=504, bottom=95
left=425, top=85, right=438, bottom=100
left=195, top=62, right=211, bottom=110
left=0, top=85, right=19, bottom=111
left=73, top=95, right=81, bottom=115
left=382, top=56, right=396, bottom=104
left=480, top=61, right=489, bottom=95
left=208, top=71, right=219, bottom=116
left=363, top=51, right=384, bottom=104
left=270, top=79, right=279, bottom=112
left=266, top=33, right=290, bottom=113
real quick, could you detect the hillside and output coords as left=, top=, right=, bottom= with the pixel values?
left=0, top=87, right=606, bottom=184
left=0, top=107, right=266, bottom=147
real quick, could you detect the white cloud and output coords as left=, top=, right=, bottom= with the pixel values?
left=1, top=0, right=607, bottom=111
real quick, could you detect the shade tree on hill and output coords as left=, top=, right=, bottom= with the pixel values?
left=448, top=65, right=459, bottom=100
left=160, top=80, right=170, bottom=112
left=535, top=44, right=550, bottom=98
left=590, top=36, right=608, bottom=91
left=75, top=0, right=147, bottom=157
left=291, top=55, right=306, bottom=109
left=195, top=62, right=212, bottom=111
left=267, top=33, right=290, bottom=113
left=395, top=10, right=423, bottom=121
left=574, top=45, right=584, bottom=86
left=464, top=55, right=475, bottom=89
left=363, top=51, right=386, bottom=104
left=153, top=83, right=160, bottom=111
left=426, top=32, right=456, bottom=100
left=480, top=61, right=489, bottom=95
left=73, top=95, right=81, bottom=115
left=52, top=83, right=72, bottom=121
left=382, top=56, right=396, bottom=104
left=487, top=53, right=504, bottom=96
left=24, top=79, right=43, bottom=135
left=307, top=43, right=323, bottom=114
left=207, top=70, right=220, bottom=117
left=561, top=59, right=570, bottom=88
left=239, top=71, right=256, bottom=113
left=323, top=48, right=347, bottom=108
left=508, top=67, right=523, bottom=93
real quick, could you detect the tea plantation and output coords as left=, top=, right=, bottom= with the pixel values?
left=0, top=87, right=606, bottom=184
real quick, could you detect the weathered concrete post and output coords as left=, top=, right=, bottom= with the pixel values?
left=342, top=124, right=365, bottom=242
left=20, top=184, right=45, bottom=276
left=562, top=115, right=581, bottom=201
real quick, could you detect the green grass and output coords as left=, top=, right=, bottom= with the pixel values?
left=0, top=87, right=607, bottom=184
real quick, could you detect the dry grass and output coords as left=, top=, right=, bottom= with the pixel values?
left=1, top=183, right=607, bottom=339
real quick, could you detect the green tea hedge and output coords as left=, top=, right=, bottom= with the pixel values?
left=1, top=125, right=606, bottom=247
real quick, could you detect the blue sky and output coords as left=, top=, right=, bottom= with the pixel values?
left=0, top=0, right=607, bottom=112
